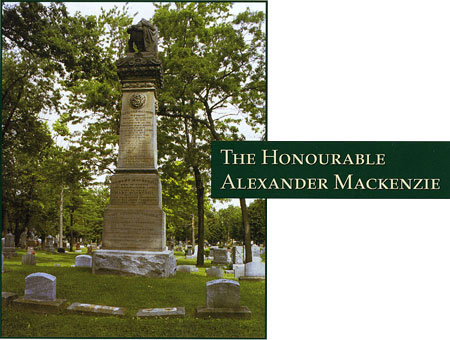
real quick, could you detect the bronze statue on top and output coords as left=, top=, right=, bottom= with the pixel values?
left=127, top=18, right=159, bottom=56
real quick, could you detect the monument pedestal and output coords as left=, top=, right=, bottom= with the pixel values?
left=92, top=250, right=176, bottom=278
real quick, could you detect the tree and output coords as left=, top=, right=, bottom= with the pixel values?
left=153, top=2, right=266, bottom=264
left=248, top=199, right=266, bottom=245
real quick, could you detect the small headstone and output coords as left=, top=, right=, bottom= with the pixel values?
left=206, top=267, right=223, bottom=278
left=3, top=233, right=17, bottom=258
left=75, top=255, right=92, bottom=268
left=22, top=253, right=36, bottom=265
left=195, top=279, right=251, bottom=319
left=206, top=279, right=240, bottom=308
left=54, top=263, right=61, bottom=267
left=19, top=230, right=28, bottom=249
left=232, top=246, right=244, bottom=264
left=67, top=302, right=125, bottom=316
left=44, top=235, right=55, bottom=252
left=233, top=264, right=245, bottom=279
left=212, top=248, right=229, bottom=265
left=176, top=265, right=198, bottom=273
left=25, top=272, right=56, bottom=301
left=12, top=273, right=66, bottom=313
left=239, top=262, right=265, bottom=281
left=2, top=292, right=18, bottom=305
left=251, top=244, right=261, bottom=260
left=186, top=245, right=193, bottom=256
left=136, top=306, right=185, bottom=318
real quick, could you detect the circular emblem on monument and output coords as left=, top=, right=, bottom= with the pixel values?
left=130, top=93, right=147, bottom=109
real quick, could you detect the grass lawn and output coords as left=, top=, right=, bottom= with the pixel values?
left=2, top=249, right=266, bottom=338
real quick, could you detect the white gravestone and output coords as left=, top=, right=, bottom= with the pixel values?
left=245, top=262, right=265, bottom=277
left=232, top=246, right=244, bottom=264
left=75, top=255, right=92, bottom=268
left=24, top=272, right=56, bottom=301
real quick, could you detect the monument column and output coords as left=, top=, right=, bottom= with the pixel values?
left=92, top=19, right=176, bottom=278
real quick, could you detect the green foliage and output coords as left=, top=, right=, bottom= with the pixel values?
left=248, top=199, right=267, bottom=244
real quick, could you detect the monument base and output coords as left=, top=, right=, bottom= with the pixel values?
left=195, top=306, right=252, bottom=319
left=92, top=250, right=176, bottom=278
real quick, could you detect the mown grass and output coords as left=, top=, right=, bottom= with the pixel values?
left=2, top=249, right=266, bottom=338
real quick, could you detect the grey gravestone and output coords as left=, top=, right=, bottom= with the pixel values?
left=251, top=244, right=262, bottom=262
left=3, top=233, right=17, bottom=258
left=25, top=272, right=56, bottom=300
left=75, top=255, right=92, bottom=268
left=232, top=246, right=244, bottom=264
left=22, top=253, right=36, bottom=265
left=13, top=272, right=66, bottom=313
left=239, top=262, right=265, bottom=281
left=44, top=235, right=55, bottom=252
left=186, top=245, right=193, bottom=256
left=177, top=265, right=198, bottom=273
left=206, top=267, right=223, bottom=278
left=2, top=292, right=18, bottom=305
left=67, top=302, right=125, bottom=316
left=136, top=306, right=185, bottom=318
left=196, top=279, right=251, bottom=319
left=212, top=248, right=229, bottom=265
left=233, top=264, right=245, bottom=279
left=93, top=20, right=175, bottom=278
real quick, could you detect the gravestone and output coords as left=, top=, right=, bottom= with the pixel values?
left=2, top=292, right=18, bottom=306
left=212, top=248, right=230, bottom=265
left=3, top=233, right=17, bottom=258
left=233, top=264, right=245, bottom=279
left=206, top=266, right=223, bottom=278
left=44, top=235, right=55, bottom=252
left=92, top=20, right=175, bottom=278
left=13, top=272, right=66, bottom=312
left=25, top=273, right=56, bottom=300
left=19, top=229, right=28, bottom=248
left=136, top=306, right=185, bottom=318
left=232, top=246, right=244, bottom=264
left=75, top=255, right=92, bottom=268
left=176, top=265, right=198, bottom=273
left=186, top=245, right=198, bottom=260
left=251, top=244, right=262, bottom=262
left=186, top=245, right=193, bottom=256
left=22, top=253, right=36, bottom=265
left=195, top=279, right=251, bottom=319
left=67, top=302, right=125, bottom=316
left=239, top=262, right=265, bottom=281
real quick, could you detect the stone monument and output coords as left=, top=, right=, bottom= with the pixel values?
left=3, top=233, right=17, bottom=258
left=92, top=19, right=175, bottom=278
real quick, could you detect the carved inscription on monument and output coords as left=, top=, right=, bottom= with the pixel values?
left=110, top=174, right=161, bottom=206
left=103, top=207, right=165, bottom=251
left=117, top=91, right=157, bottom=169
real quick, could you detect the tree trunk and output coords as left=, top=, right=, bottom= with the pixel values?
left=240, top=198, right=252, bottom=263
left=193, top=165, right=205, bottom=266
left=58, top=186, right=64, bottom=248
left=69, top=208, right=74, bottom=252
